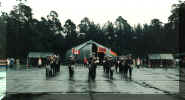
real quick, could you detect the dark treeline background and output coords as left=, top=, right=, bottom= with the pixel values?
left=0, top=0, right=184, bottom=59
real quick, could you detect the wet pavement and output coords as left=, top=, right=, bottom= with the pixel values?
left=6, top=66, right=180, bottom=94
left=1, top=65, right=185, bottom=100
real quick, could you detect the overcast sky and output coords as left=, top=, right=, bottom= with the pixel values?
left=0, top=0, right=181, bottom=26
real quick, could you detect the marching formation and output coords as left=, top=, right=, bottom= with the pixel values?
left=103, top=56, right=134, bottom=80
left=45, top=54, right=135, bottom=81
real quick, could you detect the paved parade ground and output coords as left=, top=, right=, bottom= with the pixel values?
left=1, top=66, right=185, bottom=100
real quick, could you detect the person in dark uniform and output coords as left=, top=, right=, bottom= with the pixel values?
left=106, top=56, right=112, bottom=79
left=106, top=57, right=111, bottom=75
left=119, top=59, right=122, bottom=73
left=103, top=59, right=106, bottom=72
left=128, top=56, right=133, bottom=79
left=88, top=57, right=93, bottom=81
left=54, top=55, right=58, bottom=76
left=110, top=60, right=115, bottom=80
left=91, top=57, right=97, bottom=81
left=69, top=64, right=74, bottom=80
left=50, top=56, right=55, bottom=76
left=56, top=55, right=60, bottom=72
left=69, top=56, right=75, bottom=80
left=119, top=58, right=124, bottom=80
left=124, top=57, right=130, bottom=79
left=105, top=58, right=109, bottom=74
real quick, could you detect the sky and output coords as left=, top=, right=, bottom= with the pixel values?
left=0, top=0, right=181, bottom=26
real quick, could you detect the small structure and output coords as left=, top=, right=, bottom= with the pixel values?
left=27, top=52, right=54, bottom=67
left=148, top=54, right=175, bottom=67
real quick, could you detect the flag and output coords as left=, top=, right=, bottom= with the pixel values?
left=72, top=48, right=80, bottom=54
left=74, top=49, right=80, bottom=54
left=97, top=47, right=106, bottom=53
left=110, top=50, right=117, bottom=56
left=72, top=48, right=75, bottom=54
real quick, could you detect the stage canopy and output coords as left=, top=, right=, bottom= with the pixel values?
left=65, top=40, right=117, bottom=63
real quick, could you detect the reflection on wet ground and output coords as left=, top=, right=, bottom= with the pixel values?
left=5, top=66, right=180, bottom=94
left=1, top=66, right=184, bottom=99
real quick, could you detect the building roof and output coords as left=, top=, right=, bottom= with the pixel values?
left=28, top=52, right=54, bottom=58
left=73, top=40, right=107, bottom=50
left=65, top=40, right=117, bottom=62
left=148, top=54, right=174, bottom=60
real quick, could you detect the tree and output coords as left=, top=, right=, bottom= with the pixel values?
left=115, top=16, right=132, bottom=33
left=88, top=21, right=102, bottom=42
left=78, top=17, right=90, bottom=33
left=0, top=12, right=8, bottom=57
left=114, top=16, right=133, bottom=54
left=4, top=0, right=181, bottom=59
left=168, top=1, right=184, bottom=24
left=169, top=1, right=185, bottom=53
left=134, top=24, right=143, bottom=33
left=10, top=3, right=32, bottom=23
left=7, top=2, right=34, bottom=58
left=64, top=19, right=76, bottom=37
left=47, top=10, right=63, bottom=34
left=64, top=19, right=78, bottom=49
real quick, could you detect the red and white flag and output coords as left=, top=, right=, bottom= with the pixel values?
left=97, top=47, right=106, bottom=53
left=72, top=48, right=80, bottom=54
left=74, top=49, right=80, bottom=54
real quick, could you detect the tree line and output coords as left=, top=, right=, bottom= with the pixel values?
left=0, top=0, right=183, bottom=59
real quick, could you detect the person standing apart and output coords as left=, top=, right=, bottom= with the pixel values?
left=69, top=63, right=74, bottom=80
left=88, top=57, right=93, bottom=81
left=69, top=56, right=75, bottom=80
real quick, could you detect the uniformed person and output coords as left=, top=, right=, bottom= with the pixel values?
left=46, top=56, right=51, bottom=77
left=109, top=57, right=115, bottom=80
left=56, top=55, right=60, bottom=72
left=69, top=56, right=75, bottom=80
left=103, top=58, right=106, bottom=72
left=92, top=57, right=98, bottom=81
left=128, top=56, right=133, bottom=79
left=50, top=56, right=54, bottom=76
left=104, top=57, right=109, bottom=73
left=88, top=57, right=93, bottom=81
left=106, top=56, right=111, bottom=75
left=119, top=58, right=125, bottom=80
left=53, top=55, right=57, bottom=76
left=124, top=57, right=129, bottom=79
